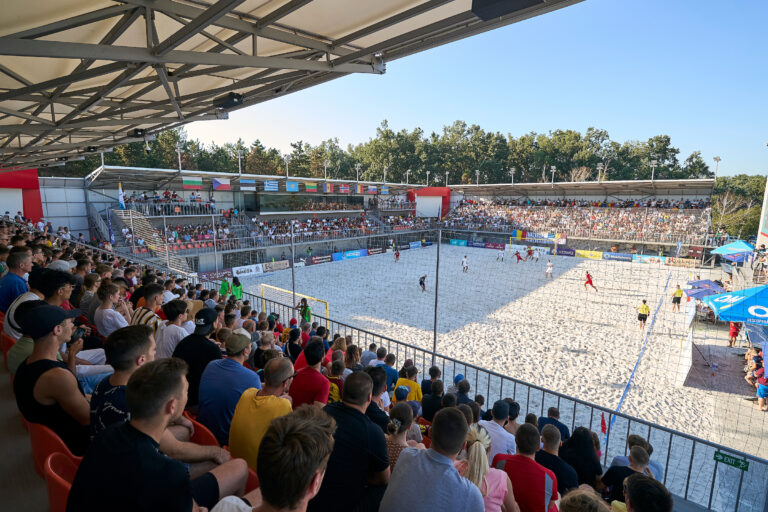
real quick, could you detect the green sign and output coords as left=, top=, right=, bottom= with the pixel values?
left=714, top=451, right=749, bottom=471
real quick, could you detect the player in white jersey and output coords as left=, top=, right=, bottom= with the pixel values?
left=461, top=255, right=469, bottom=273
left=497, top=250, right=504, bottom=262
left=545, top=259, right=554, bottom=278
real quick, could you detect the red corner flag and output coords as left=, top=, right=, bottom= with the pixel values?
left=601, top=413, right=607, bottom=434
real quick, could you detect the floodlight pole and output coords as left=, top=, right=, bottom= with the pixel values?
left=551, top=166, right=556, bottom=188
left=212, top=212, right=219, bottom=274
left=162, top=214, right=170, bottom=268
left=285, top=155, right=291, bottom=178
left=510, top=167, right=515, bottom=185
left=356, top=163, right=361, bottom=182
left=384, top=166, right=387, bottom=184
left=129, top=209, right=136, bottom=254
left=290, top=221, right=296, bottom=308
left=650, top=159, right=658, bottom=181
left=426, top=170, right=430, bottom=186
left=445, top=171, right=449, bottom=187
left=713, top=156, right=721, bottom=179
left=406, top=169, right=410, bottom=185
left=236, top=150, right=243, bottom=175
left=176, top=143, right=183, bottom=171
left=432, top=205, right=442, bottom=367
left=324, top=160, right=329, bottom=181
left=475, top=169, right=479, bottom=186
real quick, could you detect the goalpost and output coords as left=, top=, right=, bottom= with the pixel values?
left=259, top=283, right=329, bottom=327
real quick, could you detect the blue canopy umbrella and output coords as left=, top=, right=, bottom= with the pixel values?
left=711, top=240, right=754, bottom=255
left=724, top=252, right=751, bottom=263
left=702, top=285, right=768, bottom=325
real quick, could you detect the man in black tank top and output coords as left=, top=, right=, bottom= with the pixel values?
left=13, top=304, right=90, bottom=455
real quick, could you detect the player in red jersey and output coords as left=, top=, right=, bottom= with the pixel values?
left=394, top=249, right=400, bottom=263
left=515, top=250, right=524, bottom=263
left=584, top=271, right=598, bottom=292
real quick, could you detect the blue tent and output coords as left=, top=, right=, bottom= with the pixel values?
left=702, top=285, right=768, bottom=325
left=711, top=240, right=754, bottom=255
left=724, top=252, right=751, bottom=263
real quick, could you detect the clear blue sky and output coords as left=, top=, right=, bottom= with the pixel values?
left=186, top=0, right=768, bottom=177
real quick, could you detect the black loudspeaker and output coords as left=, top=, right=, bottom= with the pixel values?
left=471, top=0, right=544, bottom=21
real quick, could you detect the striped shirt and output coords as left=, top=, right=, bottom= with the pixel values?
left=131, top=307, right=160, bottom=334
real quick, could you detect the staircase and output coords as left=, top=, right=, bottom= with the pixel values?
left=364, top=208, right=391, bottom=233
left=110, top=208, right=192, bottom=273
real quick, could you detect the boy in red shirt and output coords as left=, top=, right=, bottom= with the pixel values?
left=493, top=423, right=558, bottom=512
left=288, top=340, right=330, bottom=408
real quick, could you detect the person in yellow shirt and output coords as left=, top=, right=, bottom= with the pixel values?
left=229, top=357, right=294, bottom=471
left=392, top=366, right=422, bottom=402
left=636, top=300, right=651, bottom=330
left=671, top=285, right=684, bottom=313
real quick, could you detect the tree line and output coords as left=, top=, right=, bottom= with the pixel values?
left=47, top=120, right=762, bottom=237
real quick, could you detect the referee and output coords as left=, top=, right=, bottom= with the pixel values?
left=637, top=300, right=650, bottom=330
left=671, top=284, right=684, bottom=312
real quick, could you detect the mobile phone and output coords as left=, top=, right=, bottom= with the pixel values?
left=68, top=327, right=85, bottom=347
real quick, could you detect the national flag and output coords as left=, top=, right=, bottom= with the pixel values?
left=182, top=177, right=203, bottom=190
left=286, top=181, right=299, bottom=192
left=381, top=186, right=389, bottom=195
left=240, top=179, right=256, bottom=191
left=339, top=184, right=350, bottom=193
left=264, top=180, right=278, bottom=191
left=118, top=180, right=126, bottom=209
left=600, top=413, right=607, bottom=434
left=305, top=182, right=317, bottom=192
left=324, top=183, right=334, bottom=193
left=355, top=184, right=364, bottom=194
left=213, top=177, right=231, bottom=191
left=514, top=230, right=522, bottom=241
left=367, top=185, right=377, bottom=194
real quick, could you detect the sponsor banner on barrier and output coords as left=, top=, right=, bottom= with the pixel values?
left=485, top=242, right=505, bottom=250
left=602, top=252, right=633, bottom=262
left=665, top=257, right=697, bottom=268
left=449, top=239, right=468, bottom=246
left=398, top=244, right=411, bottom=251
left=332, top=252, right=343, bottom=261
left=343, top=249, right=368, bottom=259
left=468, top=241, right=486, bottom=248
left=392, top=226, right=411, bottom=231
left=633, top=254, right=666, bottom=264
left=575, top=250, right=604, bottom=260
left=368, top=247, right=384, bottom=255
left=688, top=246, right=704, bottom=258
left=312, top=255, right=332, bottom=265
left=199, top=269, right=232, bottom=280
left=232, top=264, right=263, bottom=278
left=263, top=260, right=290, bottom=272
left=551, top=247, right=576, bottom=256
left=409, top=241, right=423, bottom=249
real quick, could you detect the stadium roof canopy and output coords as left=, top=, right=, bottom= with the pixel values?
left=87, top=164, right=715, bottom=199
left=0, top=0, right=581, bottom=170
left=449, top=178, right=716, bottom=197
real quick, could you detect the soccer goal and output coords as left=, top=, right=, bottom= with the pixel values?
left=259, top=283, right=329, bottom=327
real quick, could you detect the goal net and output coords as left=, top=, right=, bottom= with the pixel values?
left=259, top=283, right=329, bottom=327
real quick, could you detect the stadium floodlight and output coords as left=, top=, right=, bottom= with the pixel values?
left=597, top=162, right=604, bottom=182
left=324, top=160, right=329, bottom=180
left=445, top=171, right=449, bottom=186
left=713, top=156, right=721, bottom=179
left=384, top=165, right=387, bottom=184
left=650, top=159, right=658, bottom=181
left=175, top=143, right=183, bottom=171
left=509, top=167, right=515, bottom=184
left=406, top=169, right=411, bottom=184
left=356, top=163, right=361, bottom=182
left=284, top=155, right=291, bottom=178
left=475, top=169, right=479, bottom=186
left=550, top=165, right=556, bottom=186
left=426, top=170, right=430, bottom=186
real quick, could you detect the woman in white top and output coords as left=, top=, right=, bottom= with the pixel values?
left=94, top=283, right=133, bottom=337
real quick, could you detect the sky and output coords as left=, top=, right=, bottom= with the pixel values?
left=186, top=0, right=768, bottom=177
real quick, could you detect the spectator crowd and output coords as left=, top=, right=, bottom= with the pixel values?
left=444, top=199, right=711, bottom=244
left=0, top=217, right=678, bottom=512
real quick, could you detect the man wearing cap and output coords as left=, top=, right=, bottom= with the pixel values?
left=13, top=304, right=90, bottom=455
left=172, top=308, right=223, bottom=408
left=479, top=400, right=517, bottom=462
left=447, top=373, right=464, bottom=395
left=197, top=333, right=261, bottom=445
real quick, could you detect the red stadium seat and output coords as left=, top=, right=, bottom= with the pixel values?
left=246, top=467, right=259, bottom=492
left=44, top=452, right=81, bottom=512
left=183, top=412, right=219, bottom=446
left=29, top=423, right=78, bottom=478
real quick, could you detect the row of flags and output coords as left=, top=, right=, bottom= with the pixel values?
left=181, top=176, right=389, bottom=194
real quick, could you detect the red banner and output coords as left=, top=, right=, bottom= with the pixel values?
left=485, top=242, right=505, bottom=250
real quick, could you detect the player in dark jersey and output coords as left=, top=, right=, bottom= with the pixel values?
left=419, top=275, right=427, bottom=292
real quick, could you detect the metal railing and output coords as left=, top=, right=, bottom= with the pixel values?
left=123, top=200, right=224, bottom=217
left=208, top=290, right=767, bottom=512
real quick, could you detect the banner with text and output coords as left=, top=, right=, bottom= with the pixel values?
left=551, top=247, right=576, bottom=256
left=575, top=250, right=604, bottom=260
left=664, top=257, right=697, bottom=268
left=449, top=239, right=468, bottom=246
left=312, top=255, right=332, bottom=265
left=233, top=263, right=264, bottom=278
left=343, top=249, right=368, bottom=260
left=633, top=254, right=666, bottom=264
left=468, top=241, right=486, bottom=248
left=602, top=252, right=633, bottom=262
left=410, top=241, right=423, bottom=249
left=485, top=242, right=506, bottom=250
left=263, top=260, right=290, bottom=272
left=368, top=247, right=384, bottom=255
